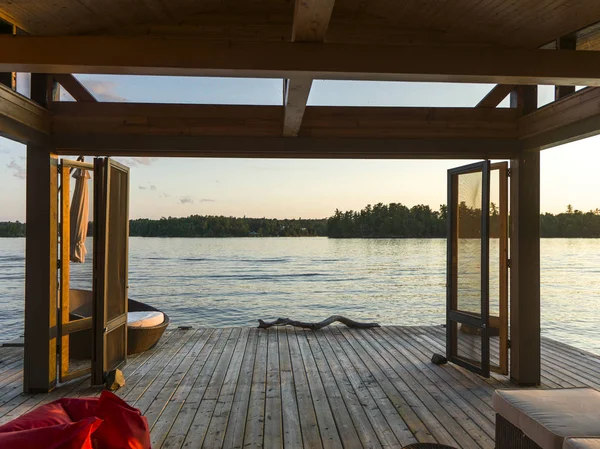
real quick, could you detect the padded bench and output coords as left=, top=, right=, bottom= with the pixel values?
left=564, top=439, right=600, bottom=449
left=493, top=388, right=600, bottom=449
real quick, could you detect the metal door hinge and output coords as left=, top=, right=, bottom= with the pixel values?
left=507, top=258, right=511, bottom=268
left=507, top=339, right=511, bottom=349
left=507, top=168, right=512, bottom=177
left=57, top=259, right=61, bottom=270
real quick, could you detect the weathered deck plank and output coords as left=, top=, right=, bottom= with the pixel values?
left=0, top=326, right=599, bottom=449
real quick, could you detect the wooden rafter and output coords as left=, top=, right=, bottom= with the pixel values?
left=0, top=83, right=50, bottom=144
left=54, top=74, right=97, bottom=102
left=51, top=102, right=519, bottom=139
left=284, top=0, right=336, bottom=137
left=519, top=87, right=600, bottom=149
left=4, top=37, right=600, bottom=85
left=476, top=84, right=515, bottom=108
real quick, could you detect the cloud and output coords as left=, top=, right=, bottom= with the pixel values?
left=159, top=192, right=171, bottom=199
left=150, top=185, right=156, bottom=191
left=114, top=157, right=158, bottom=167
left=178, top=196, right=214, bottom=205
left=7, top=159, right=25, bottom=180
left=80, top=80, right=127, bottom=102
left=138, top=185, right=147, bottom=190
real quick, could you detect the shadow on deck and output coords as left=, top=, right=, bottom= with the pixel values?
left=0, top=326, right=599, bottom=448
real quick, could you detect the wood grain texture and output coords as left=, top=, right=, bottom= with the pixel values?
left=283, top=78, right=312, bottom=137
left=0, top=83, right=50, bottom=144
left=519, top=87, right=600, bottom=139
left=59, top=163, right=70, bottom=382
left=4, top=327, right=600, bottom=447
left=1, top=0, right=600, bottom=51
left=284, top=0, right=336, bottom=137
left=52, top=134, right=521, bottom=159
left=510, top=151, right=541, bottom=386
left=23, top=144, right=58, bottom=393
left=4, top=37, right=600, bottom=85
left=51, top=103, right=519, bottom=139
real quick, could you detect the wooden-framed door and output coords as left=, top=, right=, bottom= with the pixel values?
left=489, top=162, right=509, bottom=375
left=92, top=157, right=130, bottom=385
left=447, top=161, right=491, bottom=377
left=57, top=158, right=94, bottom=383
left=446, top=160, right=509, bottom=377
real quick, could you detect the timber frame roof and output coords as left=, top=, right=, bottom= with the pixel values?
left=1, top=0, right=600, bottom=158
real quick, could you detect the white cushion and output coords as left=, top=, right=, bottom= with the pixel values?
left=564, top=439, right=600, bottom=449
left=493, top=388, right=600, bottom=449
left=128, top=311, right=164, bottom=328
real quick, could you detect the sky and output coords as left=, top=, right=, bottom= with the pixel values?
left=0, top=76, right=598, bottom=221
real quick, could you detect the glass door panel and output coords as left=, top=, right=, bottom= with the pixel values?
left=92, top=158, right=130, bottom=385
left=447, top=161, right=490, bottom=377
left=58, top=159, right=94, bottom=383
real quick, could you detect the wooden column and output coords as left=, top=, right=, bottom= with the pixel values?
left=555, top=35, right=577, bottom=100
left=510, top=85, right=540, bottom=386
left=0, top=20, right=15, bottom=90
left=23, top=74, right=59, bottom=393
left=24, top=145, right=59, bottom=393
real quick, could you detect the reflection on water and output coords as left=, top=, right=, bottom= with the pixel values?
left=0, top=237, right=599, bottom=354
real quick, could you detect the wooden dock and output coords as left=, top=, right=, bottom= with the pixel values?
left=1, top=326, right=599, bottom=448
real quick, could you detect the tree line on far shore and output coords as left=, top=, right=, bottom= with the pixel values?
left=2, top=204, right=600, bottom=238
left=129, top=216, right=326, bottom=237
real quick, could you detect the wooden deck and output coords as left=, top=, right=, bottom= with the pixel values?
left=1, top=326, right=599, bottom=448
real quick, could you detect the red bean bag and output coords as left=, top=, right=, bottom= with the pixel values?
left=0, top=391, right=151, bottom=449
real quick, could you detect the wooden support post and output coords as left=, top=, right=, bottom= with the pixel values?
left=510, top=85, right=540, bottom=386
left=0, top=20, right=15, bottom=90
left=31, top=73, right=60, bottom=107
left=555, top=35, right=577, bottom=100
left=23, top=74, right=59, bottom=393
left=509, top=150, right=541, bottom=386
left=510, top=86, right=537, bottom=112
left=24, top=145, right=59, bottom=393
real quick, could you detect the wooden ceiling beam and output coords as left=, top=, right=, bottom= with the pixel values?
left=4, top=37, right=600, bottom=85
left=52, top=134, right=520, bottom=160
left=476, top=84, right=515, bottom=108
left=53, top=74, right=96, bottom=102
left=0, top=83, right=50, bottom=144
left=284, top=0, right=336, bottom=137
left=519, top=87, right=600, bottom=149
left=51, top=102, right=519, bottom=139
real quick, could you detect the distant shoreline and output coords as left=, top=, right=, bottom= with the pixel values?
left=3, top=202, right=600, bottom=238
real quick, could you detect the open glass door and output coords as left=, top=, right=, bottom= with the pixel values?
left=57, top=159, right=94, bottom=383
left=92, top=158, right=130, bottom=385
left=447, top=161, right=491, bottom=377
left=489, top=162, right=509, bottom=375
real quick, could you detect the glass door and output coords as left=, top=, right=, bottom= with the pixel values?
left=447, top=161, right=490, bottom=377
left=57, top=158, right=94, bottom=383
left=489, top=162, right=509, bottom=375
left=92, top=158, right=130, bottom=385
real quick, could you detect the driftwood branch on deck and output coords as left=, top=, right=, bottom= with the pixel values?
left=257, top=315, right=380, bottom=330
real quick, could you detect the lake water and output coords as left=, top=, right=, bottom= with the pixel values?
left=1, top=237, right=599, bottom=354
